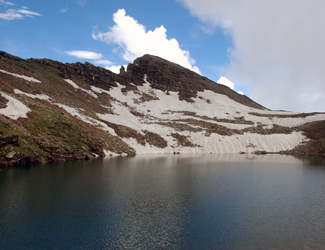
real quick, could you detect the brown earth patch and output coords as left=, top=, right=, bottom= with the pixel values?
left=176, top=118, right=238, bottom=136
left=155, top=121, right=203, bottom=133
left=243, top=124, right=293, bottom=135
left=143, top=130, right=168, bottom=148
left=0, top=93, right=8, bottom=109
left=169, top=111, right=254, bottom=125
left=100, top=120, right=167, bottom=148
left=133, top=92, right=159, bottom=104
left=284, top=121, right=325, bottom=155
left=248, top=112, right=325, bottom=119
left=171, top=133, right=199, bottom=147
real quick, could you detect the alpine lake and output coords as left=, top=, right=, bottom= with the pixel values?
left=1, top=154, right=325, bottom=249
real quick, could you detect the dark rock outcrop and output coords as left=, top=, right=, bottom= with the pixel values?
left=0, top=135, right=19, bottom=146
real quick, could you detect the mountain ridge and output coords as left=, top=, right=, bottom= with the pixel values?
left=0, top=51, right=325, bottom=167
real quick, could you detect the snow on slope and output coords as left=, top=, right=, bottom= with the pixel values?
left=105, top=80, right=325, bottom=130
left=14, top=89, right=52, bottom=101
left=23, top=89, right=116, bottom=136
left=0, top=92, right=30, bottom=119
left=94, top=76, right=317, bottom=154
left=3, top=72, right=325, bottom=156
left=0, top=69, right=41, bottom=83
left=99, top=80, right=325, bottom=128
left=55, top=103, right=116, bottom=135
left=64, top=79, right=98, bottom=98
left=119, top=132, right=305, bottom=155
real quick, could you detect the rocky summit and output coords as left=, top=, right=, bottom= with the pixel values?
left=0, top=51, right=325, bottom=167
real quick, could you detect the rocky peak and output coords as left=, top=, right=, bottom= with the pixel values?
left=124, top=54, right=265, bottom=109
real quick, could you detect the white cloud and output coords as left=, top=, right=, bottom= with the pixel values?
left=237, top=91, right=244, bottom=95
left=217, top=76, right=234, bottom=89
left=17, top=9, right=41, bottom=17
left=60, top=7, right=69, bottom=14
left=0, top=8, right=41, bottom=20
left=94, top=59, right=113, bottom=66
left=105, top=65, right=127, bottom=74
left=0, top=9, right=22, bottom=20
left=92, top=9, right=200, bottom=74
left=0, top=0, right=15, bottom=6
left=75, top=0, right=88, bottom=7
left=65, top=50, right=103, bottom=60
left=65, top=51, right=118, bottom=72
left=178, top=0, right=325, bottom=112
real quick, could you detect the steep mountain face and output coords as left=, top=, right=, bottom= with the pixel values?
left=0, top=51, right=325, bottom=167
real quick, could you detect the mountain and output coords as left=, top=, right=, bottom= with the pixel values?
left=0, top=51, right=325, bottom=167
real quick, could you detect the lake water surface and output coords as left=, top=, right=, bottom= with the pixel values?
left=1, top=154, right=325, bottom=249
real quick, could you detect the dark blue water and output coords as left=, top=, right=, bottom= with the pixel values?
left=1, top=154, right=325, bottom=249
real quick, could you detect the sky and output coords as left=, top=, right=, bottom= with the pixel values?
left=1, top=0, right=324, bottom=112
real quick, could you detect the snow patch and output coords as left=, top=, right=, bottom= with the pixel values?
left=14, top=89, right=52, bottom=101
left=0, top=92, right=30, bottom=119
left=0, top=69, right=41, bottom=83
left=97, top=101, right=144, bottom=133
left=64, top=79, right=98, bottom=98
left=90, top=86, right=111, bottom=95
left=55, top=103, right=116, bottom=135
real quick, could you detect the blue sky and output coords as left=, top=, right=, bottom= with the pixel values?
left=1, top=0, right=325, bottom=112
left=0, top=0, right=233, bottom=84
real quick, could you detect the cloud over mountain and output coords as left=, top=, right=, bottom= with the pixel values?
left=65, top=50, right=103, bottom=60
left=179, top=0, right=325, bottom=112
left=217, top=76, right=234, bottom=90
left=92, top=9, right=200, bottom=74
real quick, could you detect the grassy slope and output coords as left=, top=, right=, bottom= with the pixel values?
left=0, top=53, right=134, bottom=167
